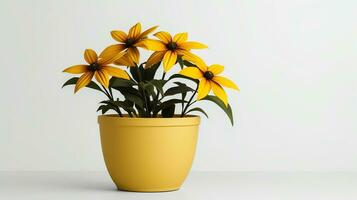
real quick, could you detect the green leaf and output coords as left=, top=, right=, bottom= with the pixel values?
left=97, top=105, right=111, bottom=114
left=129, top=65, right=141, bottom=82
left=148, top=79, right=166, bottom=96
left=162, top=104, right=175, bottom=118
left=99, top=100, right=120, bottom=113
left=142, top=62, right=161, bottom=81
left=168, top=74, right=199, bottom=84
left=185, top=107, right=209, bottom=118
left=177, top=57, right=184, bottom=69
left=123, top=92, right=144, bottom=109
left=129, top=62, right=160, bottom=82
left=100, top=100, right=138, bottom=116
left=173, top=82, right=188, bottom=87
left=123, top=99, right=134, bottom=107
left=137, top=82, right=156, bottom=105
left=62, top=77, right=102, bottom=92
left=164, top=85, right=194, bottom=96
left=162, top=99, right=188, bottom=105
left=202, top=95, right=234, bottom=125
left=112, top=85, right=144, bottom=109
left=97, top=105, right=106, bottom=112
left=153, top=99, right=187, bottom=115
left=173, top=82, right=188, bottom=103
left=159, top=99, right=187, bottom=110
left=115, top=100, right=137, bottom=116
left=183, top=60, right=197, bottom=67
left=136, top=105, right=146, bottom=117
left=113, top=86, right=141, bottom=97
left=109, top=77, right=136, bottom=88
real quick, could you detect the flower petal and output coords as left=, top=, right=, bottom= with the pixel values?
left=99, top=44, right=126, bottom=59
left=102, top=66, right=130, bottom=80
left=162, top=51, right=177, bottom=72
left=114, top=54, right=135, bottom=67
left=74, top=72, right=94, bottom=93
left=145, top=51, right=165, bottom=68
left=179, top=67, right=203, bottom=79
left=179, top=41, right=208, bottom=50
left=137, top=39, right=167, bottom=51
left=84, top=49, right=98, bottom=64
left=211, top=81, right=228, bottom=106
left=127, top=47, right=140, bottom=64
left=111, top=30, right=127, bottom=43
left=98, top=51, right=126, bottom=65
left=197, top=79, right=211, bottom=100
left=133, top=39, right=146, bottom=48
left=208, top=64, right=224, bottom=75
left=212, top=76, right=240, bottom=91
left=176, top=49, right=207, bottom=71
left=154, top=31, right=172, bottom=43
left=128, top=22, right=141, bottom=40
left=139, top=25, right=158, bottom=39
left=63, top=65, right=88, bottom=74
left=173, top=32, right=188, bottom=44
left=94, top=70, right=110, bottom=88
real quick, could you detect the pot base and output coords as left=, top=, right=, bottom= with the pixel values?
left=117, top=186, right=180, bottom=193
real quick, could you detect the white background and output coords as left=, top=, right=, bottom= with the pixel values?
left=0, top=0, right=356, bottom=172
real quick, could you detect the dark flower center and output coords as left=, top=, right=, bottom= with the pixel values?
left=88, top=62, right=101, bottom=72
left=125, top=38, right=136, bottom=47
left=203, top=71, right=214, bottom=80
left=166, top=42, right=178, bottom=50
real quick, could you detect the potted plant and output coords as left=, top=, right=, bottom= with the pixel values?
left=62, top=23, right=239, bottom=192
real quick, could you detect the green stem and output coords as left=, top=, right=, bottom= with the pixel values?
left=135, top=64, right=142, bottom=82
left=143, top=90, right=151, bottom=117
left=134, top=65, right=150, bottom=117
left=181, top=84, right=198, bottom=117
left=101, top=85, right=112, bottom=100
left=109, top=87, right=113, bottom=99
left=181, top=94, right=185, bottom=114
left=101, top=85, right=122, bottom=117
left=152, top=90, right=160, bottom=118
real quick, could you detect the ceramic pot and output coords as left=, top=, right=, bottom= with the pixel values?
left=98, top=115, right=200, bottom=192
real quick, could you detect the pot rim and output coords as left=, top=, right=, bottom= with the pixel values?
left=98, top=114, right=200, bottom=127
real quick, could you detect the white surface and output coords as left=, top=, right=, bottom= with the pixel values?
left=1, top=171, right=357, bottom=200
left=1, top=0, right=357, bottom=171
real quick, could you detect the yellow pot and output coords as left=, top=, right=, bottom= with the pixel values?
left=98, top=115, right=200, bottom=192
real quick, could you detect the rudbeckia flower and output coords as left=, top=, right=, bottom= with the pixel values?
left=63, top=49, right=129, bottom=93
left=179, top=58, right=239, bottom=106
left=100, top=23, right=158, bottom=66
left=142, top=32, right=208, bottom=71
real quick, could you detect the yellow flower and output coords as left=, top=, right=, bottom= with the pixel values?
left=63, top=49, right=129, bottom=93
left=179, top=58, right=239, bottom=106
left=100, top=23, right=158, bottom=66
left=142, top=32, right=208, bottom=71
